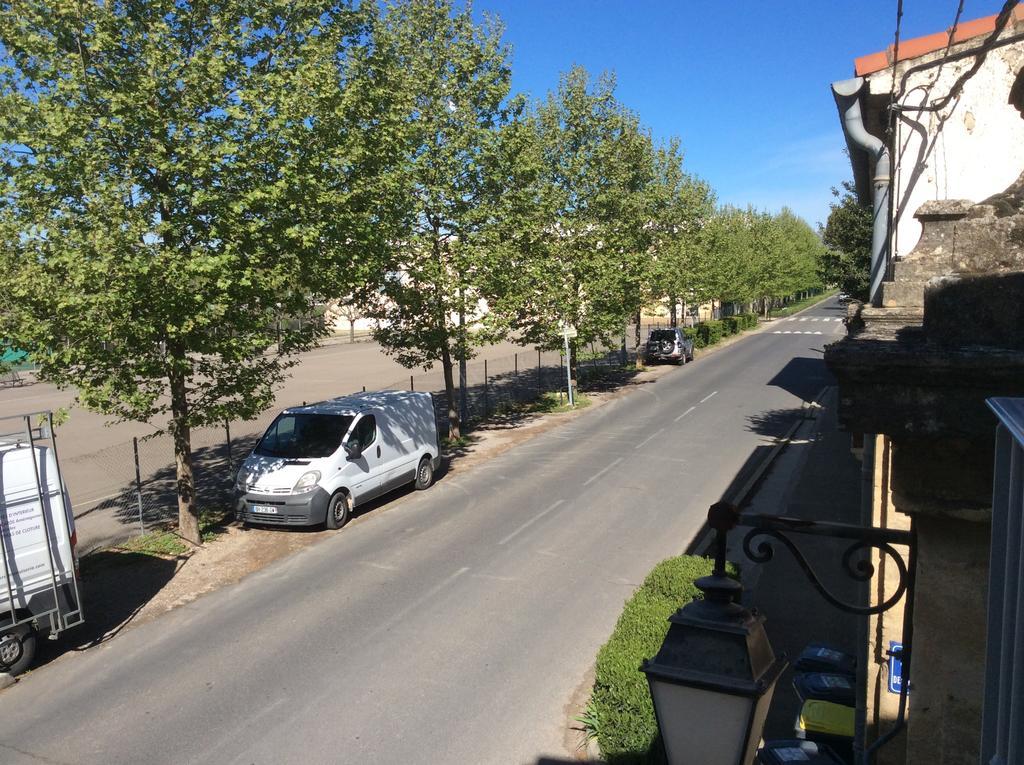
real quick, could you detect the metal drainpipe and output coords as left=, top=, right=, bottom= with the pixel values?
left=832, top=77, right=891, bottom=307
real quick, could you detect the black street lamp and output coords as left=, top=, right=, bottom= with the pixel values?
left=642, top=502, right=786, bottom=765
left=643, top=501, right=916, bottom=765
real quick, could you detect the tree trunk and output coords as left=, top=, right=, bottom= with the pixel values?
left=441, top=343, right=460, bottom=440
left=348, top=319, right=355, bottom=343
left=669, top=295, right=677, bottom=328
left=169, top=368, right=200, bottom=545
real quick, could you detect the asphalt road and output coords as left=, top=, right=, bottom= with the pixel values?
left=0, top=300, right=847, bottom=764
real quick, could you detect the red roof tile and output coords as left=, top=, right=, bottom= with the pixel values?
left=854, top=5, right=1024, bottom=76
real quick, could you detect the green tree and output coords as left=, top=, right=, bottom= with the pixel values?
left=0, top=0, right=392, bottom=542
left=820, top=182, right=873, bottom=300
left=643, top=140, right=715, bottom=328
left=486, top=66, right=654, bottom=378
left=358, top=0, right=514, bottom=439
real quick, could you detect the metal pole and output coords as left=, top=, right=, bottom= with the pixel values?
left=458, top=298, right=468, bottom=427
left=537, top=349, right=542, bottom=395
left=563, top=330, right=575, bottom=407
left=410, top=375, right=414, bottom=392
left=225, top=420, right=234, bottom=478
left=133, top=437, right=145, bottom=534
left=514, top=353, right=518, bottom=401
left=484, top=359, right=489, bottom=416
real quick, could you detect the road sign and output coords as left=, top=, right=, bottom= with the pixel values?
left=888, top=641, right=905, bottom=694
left=560, top=323, right=578, bottom=339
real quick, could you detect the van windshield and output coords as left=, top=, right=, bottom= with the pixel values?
left=254, top=413, right=354, bottom=459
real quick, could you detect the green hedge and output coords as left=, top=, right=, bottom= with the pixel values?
left=680, top=314, right=757, bottom=352
left=698, top=320, right=723, bottom=347
left=590, top=555, right=718, bottom=763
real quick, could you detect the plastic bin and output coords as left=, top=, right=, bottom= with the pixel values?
left=796, top=700, right=855, bottom=765
left=793, top=643, right=856, bottom=677
left=794, top=672, right=857, bottom=707
left=757, top=739, right=846, bottom=764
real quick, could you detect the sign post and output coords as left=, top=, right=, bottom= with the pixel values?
left=561, top=322, right=577, bottom=408
left=888, top=641, right=905, bottom=695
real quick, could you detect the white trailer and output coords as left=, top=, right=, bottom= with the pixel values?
left=0, top=412, right=83, bottom=675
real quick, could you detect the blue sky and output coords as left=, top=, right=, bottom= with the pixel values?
left=471, top=0, right=1009, bottom=229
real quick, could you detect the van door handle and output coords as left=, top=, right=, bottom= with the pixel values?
left=376, top=445, right=381, bottom=458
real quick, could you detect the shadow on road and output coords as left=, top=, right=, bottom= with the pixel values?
left=32, top=550, right=181, bottom=671
left=766, top=356, right=834, bottom=402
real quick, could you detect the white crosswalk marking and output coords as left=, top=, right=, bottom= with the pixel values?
left=772, top=329, right=832, bottom=335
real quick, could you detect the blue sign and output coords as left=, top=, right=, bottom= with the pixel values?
left=888, top=641, right=904, bottom=694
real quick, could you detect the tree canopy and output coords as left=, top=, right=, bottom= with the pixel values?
left=820, top=181, right=873, bottom=301
left=0, top=0, right=397, bottom=540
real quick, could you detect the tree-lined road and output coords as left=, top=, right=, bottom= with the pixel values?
left=0, top=300, right=847, bottom=764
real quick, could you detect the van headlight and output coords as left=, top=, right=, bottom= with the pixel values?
left=235, top=473, right=248, bottom=493
left=291, top=471, right=322, bottom=494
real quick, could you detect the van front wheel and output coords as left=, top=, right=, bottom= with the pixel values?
left=415, top=457, right=434, bottom=490
left=0, top=624, right=36, bottom=676
left=326, top=492, right=350, bottom=530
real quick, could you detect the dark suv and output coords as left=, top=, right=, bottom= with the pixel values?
left=645, top=328, right=694, bottom=365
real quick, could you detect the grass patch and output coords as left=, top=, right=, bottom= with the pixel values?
left=443, top=434, right=474, bottom=448
left=585, top=554, right=735, bottom=764
left=528, top=390, right=591, bottom=414
left=102, top=510, right=228, bottom=559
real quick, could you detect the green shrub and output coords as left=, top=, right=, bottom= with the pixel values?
left=722, top=316, right=740, bottom=336
left=682, top=326, right=702, bottom=348
left=698, top=320, right=724, bottom=347
left=590, top=555, right=717, bottom=763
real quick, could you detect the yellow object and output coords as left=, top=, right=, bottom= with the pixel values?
left=799, top=700, right=855, bottom=738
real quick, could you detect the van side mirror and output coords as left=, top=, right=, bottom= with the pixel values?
left=344, top=440, right=363, bottom=461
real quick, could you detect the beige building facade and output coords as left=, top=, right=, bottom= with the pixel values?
left=827, top=8, right=1024, bottom=765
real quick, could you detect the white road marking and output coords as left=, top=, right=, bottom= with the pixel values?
left=369, top=566, right=470, bottom=637
left=634, top=428, right=666, bottom=450
left=814, top=331, right=823, bottom=335
left=472, top=573, right=521, bottom=583
left=499, top=499, right=566, bottom=544
left=582, top=457, right=624, bottom=486
left=72, top=491, right=124, bottom=511
left=362, top=561, right=399, bottom=572
left=674, top=405, right=697, bottom=422
left=700, top=391, right=718, bottom=403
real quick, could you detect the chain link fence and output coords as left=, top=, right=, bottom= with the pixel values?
left=67, top=335, right=650, bottom=551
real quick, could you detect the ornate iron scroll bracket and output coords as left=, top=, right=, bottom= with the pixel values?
left=737, top=512, right=915, bottom=616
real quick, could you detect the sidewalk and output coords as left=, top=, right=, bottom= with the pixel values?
left=728, top=386, right=861, bottom=739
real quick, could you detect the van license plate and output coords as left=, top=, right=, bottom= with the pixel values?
left=251, top=505, right=278, bottom=515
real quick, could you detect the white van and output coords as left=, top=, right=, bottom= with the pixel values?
left=236, top=391, right=441, bottom=529
left=0, top=412, right=84, bottom=675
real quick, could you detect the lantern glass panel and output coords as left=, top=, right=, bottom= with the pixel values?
left=649, top=679, right=752, bottom=765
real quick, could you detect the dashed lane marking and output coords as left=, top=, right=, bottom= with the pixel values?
left=499, top=500, right=566, bottom=545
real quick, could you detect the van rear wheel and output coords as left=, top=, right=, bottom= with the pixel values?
left=0, top=624, right=36, bottom=676
left=415, top=457, right=434, bottom=490
left=326, top=492, right=350, bottom=530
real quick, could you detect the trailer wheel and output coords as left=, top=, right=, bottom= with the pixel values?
left=0, top=624, right=36, bottom=676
